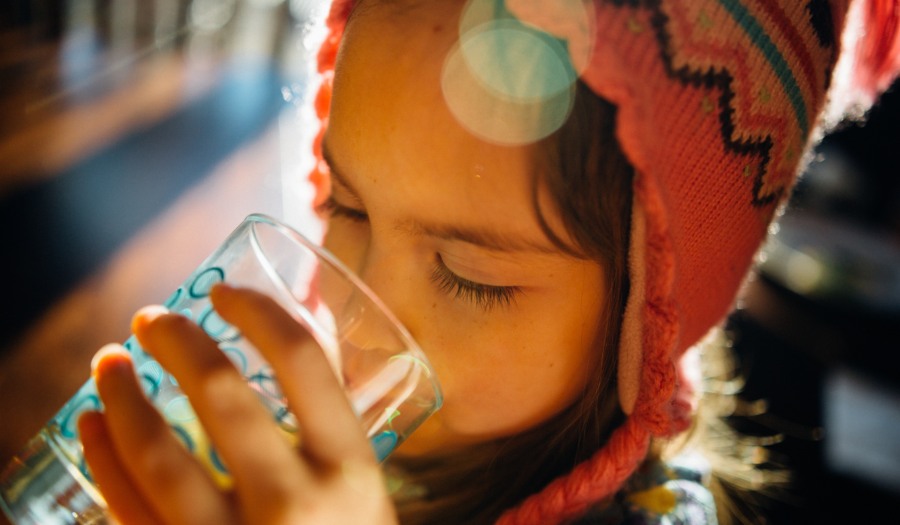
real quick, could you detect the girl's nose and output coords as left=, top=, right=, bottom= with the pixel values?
left=350, top=241, right=421, bottom=340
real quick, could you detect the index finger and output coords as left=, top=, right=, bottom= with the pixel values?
left=131, top=306, right=308, bottom=496
left=209, top=284, right=376, bottom=467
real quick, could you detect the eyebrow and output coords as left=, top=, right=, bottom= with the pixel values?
left=321, top=139, right=562, bottom=255
left=397, top=220, right=561, bottom=254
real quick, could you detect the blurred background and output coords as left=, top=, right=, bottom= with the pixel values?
left=0, top=0, right=328, bottom=510
left=0, top=1, right=898, bottom=523
left=727, top=77, right=900, bottom=520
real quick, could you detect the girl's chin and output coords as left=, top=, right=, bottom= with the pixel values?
left=392, top=422, right=457, bottom=458
left=391, top=416, right=503, bottom=459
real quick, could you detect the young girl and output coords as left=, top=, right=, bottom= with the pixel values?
left=78, top=0, right=900, bottom=524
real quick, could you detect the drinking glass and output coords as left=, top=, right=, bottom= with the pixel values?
left=0, top=213, right=441, bottom=525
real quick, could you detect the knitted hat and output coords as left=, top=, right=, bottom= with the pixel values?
left=308, top=1, right=899, bottom=524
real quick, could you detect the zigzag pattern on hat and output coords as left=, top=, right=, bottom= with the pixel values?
left=642, top=0, right=839, bottom=206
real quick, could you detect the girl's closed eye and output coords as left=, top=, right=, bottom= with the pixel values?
left=318, top=194, right=369, bottom=223
left=431, top=254, right=521, bottom=311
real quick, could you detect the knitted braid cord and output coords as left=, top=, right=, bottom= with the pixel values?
left=496, top=417, right=650, bottom=525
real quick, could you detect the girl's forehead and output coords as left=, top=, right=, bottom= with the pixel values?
left=344, top=1, right=461, bottom=72
left=335, top=3, right=516, bottom=167
left=332, top=0, right=578, bottom=253
left=347, top=0, right=575, bottom=147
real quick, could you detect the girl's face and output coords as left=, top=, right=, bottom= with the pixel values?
left=322, top=2, right=608, bottom=456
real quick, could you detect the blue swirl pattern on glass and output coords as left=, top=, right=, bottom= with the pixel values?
left=48, top=264, right=397, bottom=484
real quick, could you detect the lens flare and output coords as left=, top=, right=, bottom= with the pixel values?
left=442, top=0, right=588, bottom=145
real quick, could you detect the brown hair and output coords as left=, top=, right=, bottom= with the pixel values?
left=387, top=81, right=635, bottom=525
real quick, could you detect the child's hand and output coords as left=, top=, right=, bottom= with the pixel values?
left=78, top=285, right=398, bottom=525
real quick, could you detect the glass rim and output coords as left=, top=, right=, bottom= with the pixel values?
left=243, top=213, right=443, bottom=410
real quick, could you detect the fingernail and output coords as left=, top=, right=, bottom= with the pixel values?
left=91, top=343, right=130, bottom=380
left=209, top=282, right=234, bottom=300
left=131, top=304, right=169, bottom=334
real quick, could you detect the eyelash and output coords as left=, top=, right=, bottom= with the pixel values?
left=318, top=195, right=369, bottom=223
left=431, top=256, right=520, bottom=311
left=320, top=196, right=519, bottom=311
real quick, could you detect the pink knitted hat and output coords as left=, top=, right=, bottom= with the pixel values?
left=308, top=1, right=900, bottom=524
